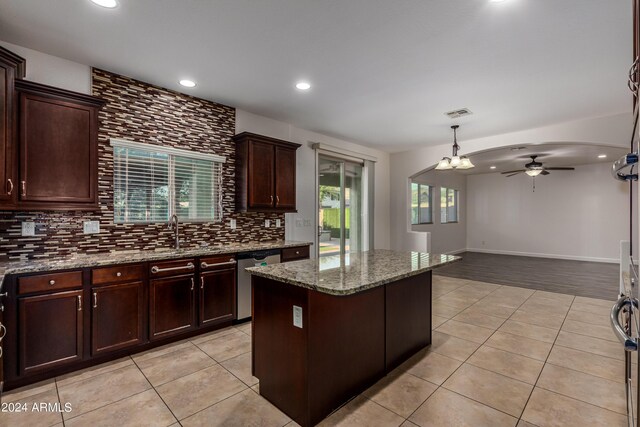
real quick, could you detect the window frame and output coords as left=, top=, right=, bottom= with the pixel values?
left=440, top=187, right=459, bottom=224
left=110, top=138, right=226, bottom=224
left=410, top=181, right=434, bottom=225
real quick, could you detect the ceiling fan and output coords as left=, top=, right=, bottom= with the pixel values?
left=501, top=155, right=575, bottom=177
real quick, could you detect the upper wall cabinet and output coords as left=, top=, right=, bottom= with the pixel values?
left=13, top=80, right=105, bottom=210
left=234, top=132, right=301, bottom=212
left=0, top=47, right=25, bottom=209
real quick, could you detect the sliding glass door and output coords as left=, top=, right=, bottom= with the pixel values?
left=318, top=155, right=364, bottom=257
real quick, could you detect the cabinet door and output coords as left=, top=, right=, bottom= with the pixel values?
left=274, top=146, right=297, bottom=210
left=248, top=141, right=275, bottom=208
left=149, top=275, right=196, bottom=341
left=0, top=53, right=18, bottom=206
left=18, top=290, right=83, bottom=374
left=91, top=282, right=145, bottom=355
left=200, top=268, right=236, bottom=325
left=19, top=93, right=97, bottom=204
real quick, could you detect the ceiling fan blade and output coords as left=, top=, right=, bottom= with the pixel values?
left=505, top=172, right=523, bottom=177
left=501, top=170, right=525, bottom=175
left=541, top=170, right=550, bottom=175
left=545, top=167, right=575, bottom=170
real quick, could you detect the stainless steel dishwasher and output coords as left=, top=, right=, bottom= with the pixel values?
left=236, top=249, right=281, bottom=320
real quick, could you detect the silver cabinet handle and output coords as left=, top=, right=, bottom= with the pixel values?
left=49, top=280, right=56, bottom=286
left=6, top=179, right=13, bottom=196
left=190, top=278, right=194, bottom=291
left=295, top=251, right=300, bottom=255
left=200, top=259, right=236, bottom=269
left=77, top=295, right=82, bottom=311
left=116, top=272, right=122, bottom=277
left=276, top=195, right=280, bottom=204
left=93, top=292, right=98, bottom=308
left=21, top=181, right=26, bottom=197
left=270, top=195, right=273, bottom=204
left=200, top=277, right=204, bottom=289
left=151, top=262, right=195, bottom=274
left=0, top=324, right=6, bottom=341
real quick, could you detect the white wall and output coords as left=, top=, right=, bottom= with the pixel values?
left=466, top=162, right=635, bottom=262
left=412, top=169, right=466, bottom=254
left=0, top=40, right=91, bottom=94
left=390, top=113, right=632, bottom=254
left=236, top=110, right=391, bottom=254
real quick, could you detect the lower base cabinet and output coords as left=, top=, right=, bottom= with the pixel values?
left=91, top=282, right=145, bottom=355
left=200, top=267, right=236, bottom=325
left=18, top=290, right=83, bottom=374
left=150, top=275, right=196, bottom=340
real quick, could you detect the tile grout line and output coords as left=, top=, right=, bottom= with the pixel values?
left=515, top=293, right=576, bottom=422
left=54, top=378, right=65, bottom=427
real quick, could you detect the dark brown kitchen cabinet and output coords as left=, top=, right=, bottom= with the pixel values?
left=13, top=79, right=105, bottom=210
left=149, top=259, right=197, bottom=341
left=0, top=47, right=24, bottom=208
left=18, top=290, right=83, bottom=375
left=234, top=132, right=300, bottom=212
left=199, top=256, right=237, bottom=325
left=91, top=281, right=145, bottom=355
left=281, top=245, right=310, bottom=262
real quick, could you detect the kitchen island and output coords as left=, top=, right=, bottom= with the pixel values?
left=247, top=249, right=459, bottom=427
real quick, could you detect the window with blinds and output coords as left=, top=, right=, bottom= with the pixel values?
left=111, top=139, right=225, bottom=223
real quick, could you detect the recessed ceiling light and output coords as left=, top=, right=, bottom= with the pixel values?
left=490, top=166, right=497, bottom=169
left=296, top=82, right=311, bottom=90
left=90, top=0, right=118, bottom=8
left=598, top=154, right=607, bottom=159
left=179, top=79, right=196, bottom=88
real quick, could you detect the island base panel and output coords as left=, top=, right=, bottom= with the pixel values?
left=253, top=276, right=309, bottom=424
left=307, top=287, right=385, bottom=426
left=252, top=271, right=432, bottom=427
left=385, top=271, right=432, bottom=371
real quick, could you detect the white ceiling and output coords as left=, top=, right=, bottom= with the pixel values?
left=418, top=143, right=628, bottom=176
left=0, top=0, right=632, bottom=152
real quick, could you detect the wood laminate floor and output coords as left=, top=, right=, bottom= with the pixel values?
left=435, top=251, right=620, bottom=300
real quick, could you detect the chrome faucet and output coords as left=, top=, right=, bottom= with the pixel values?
left=168, top=214, right=180, bottom=250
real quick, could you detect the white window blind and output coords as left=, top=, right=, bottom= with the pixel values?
left=111, top=139, right=225, bottom=223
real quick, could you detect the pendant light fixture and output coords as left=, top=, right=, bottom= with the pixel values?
left=435, top=125, right=475, bottom=170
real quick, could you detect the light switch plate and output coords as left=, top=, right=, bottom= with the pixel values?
left=276, top=219, right=281, bottom=228
left=230, top=219, right=237, bottom=229
left=21, top=222, right=35, bottom=237
left=293, top=305, right=303, bottom=328
left=265, top=219, right=270, bottom=228
left=83, top=221, right=100, bottom=234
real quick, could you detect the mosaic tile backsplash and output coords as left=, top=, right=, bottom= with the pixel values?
left=0, top=68, right=284, bottom=260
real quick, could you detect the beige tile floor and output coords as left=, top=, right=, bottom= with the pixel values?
left=0, top=275, right=631, bottom=427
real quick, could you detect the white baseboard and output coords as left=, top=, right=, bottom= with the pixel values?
left=465, top=247, right=621, bottom=264
left=445, top=248, right=467, bottom=255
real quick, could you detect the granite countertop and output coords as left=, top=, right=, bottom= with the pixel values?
left=247, top=249, right=460, bottom=296
left=0, top=240, right=312, bottom=290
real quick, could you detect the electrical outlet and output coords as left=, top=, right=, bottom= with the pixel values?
left=303, top=219, right=311, bottom=227
left=230, top=219, right=237, bottom=229
left=83, top=221, right=100, bottom=234
left=293, top=305, right=303, bottom=328
left=275, top=219, right=281, bottom=228
left=265, top=219, right=270, bottom=228
left=21, top=221, right=35, bottom=237
left=295, top=219, right=303, bottom=227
